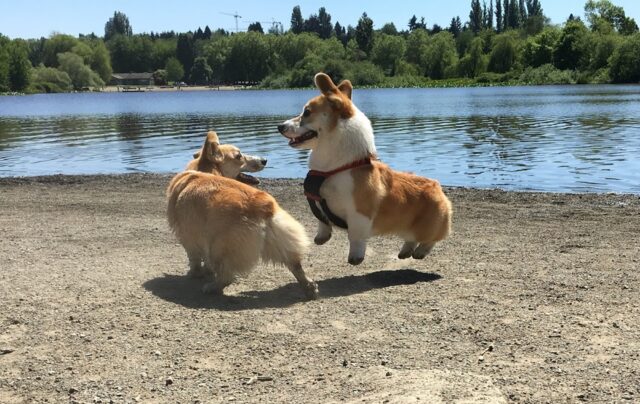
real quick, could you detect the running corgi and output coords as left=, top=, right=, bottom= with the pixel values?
left=278, top=73, right=452, bottom=265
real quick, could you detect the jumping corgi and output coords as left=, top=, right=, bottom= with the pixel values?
left=278, top=73, right=452, bottom=265
left=166, top=131, right=318, bottom=299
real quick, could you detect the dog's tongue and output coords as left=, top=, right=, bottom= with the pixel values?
left=236, top=172, right=260, bottom=185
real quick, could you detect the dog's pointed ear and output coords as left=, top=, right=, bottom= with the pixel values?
left=314, top=72, right=338, bottom=95
left=337, top=80, right=352, bottom=100
left=204, top=131, right=223, bottom=162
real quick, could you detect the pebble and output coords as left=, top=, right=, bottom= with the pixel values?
left=165, top=377, right=173, bottom=386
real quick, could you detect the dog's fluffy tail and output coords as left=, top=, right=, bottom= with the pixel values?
left=262, top=208, right=310, bottom=265
left=166, top=171, right=199, bottom=233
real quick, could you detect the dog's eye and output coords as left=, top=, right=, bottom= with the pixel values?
left=235, top=153, right=242, bottom=160
left=303, top=109, right=311, bottom=118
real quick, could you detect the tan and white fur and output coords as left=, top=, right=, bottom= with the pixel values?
left=278, top=73, right=452, bottom=265
left=166, top=131, right=318, bottom=299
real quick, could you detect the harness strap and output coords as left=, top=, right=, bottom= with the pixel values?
left=304, top=156, right=375, bottom=229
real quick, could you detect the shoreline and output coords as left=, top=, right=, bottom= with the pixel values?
left=1, top=173, right=638, bottom=402
left=1, top=172, right=639, bottom=197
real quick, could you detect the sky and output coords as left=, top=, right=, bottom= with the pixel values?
left=1, top=0, right=639, bottom=39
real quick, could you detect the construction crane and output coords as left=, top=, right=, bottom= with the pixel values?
left=220, top=11, right=242, bottom=33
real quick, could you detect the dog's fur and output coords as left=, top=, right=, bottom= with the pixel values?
left=278, top=73, right=452, bottom=265
left=166, top=131, right=318, bottom=298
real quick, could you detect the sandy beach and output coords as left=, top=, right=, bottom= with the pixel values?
left=0, top=174, right=638, bottom=403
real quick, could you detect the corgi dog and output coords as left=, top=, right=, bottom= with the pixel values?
left=166, top=131, right=318, bottom=299
left=186, top=130, right=266, bottom=185
left=278, top=73, right=452, bottom=265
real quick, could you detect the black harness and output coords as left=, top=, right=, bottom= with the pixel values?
left=303, top=157, right=374, bottom=230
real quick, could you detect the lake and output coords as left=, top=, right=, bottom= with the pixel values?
left=1, top=85, right=639, bottom=193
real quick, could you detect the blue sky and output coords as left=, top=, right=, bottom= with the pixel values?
left=2, top=0, right=639, bottom=39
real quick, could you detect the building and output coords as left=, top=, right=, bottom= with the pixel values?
left=110, top=73, right=154, bottom=87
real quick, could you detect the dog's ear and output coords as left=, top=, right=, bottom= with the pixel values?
left=337, top=80, right=352, bottom=100
left=204, top=131, right=223, bottom=162
left=314, top=72, right=338, bottom=95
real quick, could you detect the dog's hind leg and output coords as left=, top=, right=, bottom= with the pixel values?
left=186, top=250, right=205, bottom=278
left=346, top=213, right=372, bottom=266
left=398, top=241, right=418, bottom=259
left=286, top=262, right=319, bottom=300
left=201, top=262, right=235, bottom=295
left=314, top=220, right=332, bottom=245
left=412, top=242, right=435, bottom=259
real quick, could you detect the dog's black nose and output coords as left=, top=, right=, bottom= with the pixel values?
left=277, top=124, right=286, bottom=134
left=261, top=158, right=268, bottom=166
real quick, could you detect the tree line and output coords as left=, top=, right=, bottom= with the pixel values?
left=1, top=0, right=640, bottom=93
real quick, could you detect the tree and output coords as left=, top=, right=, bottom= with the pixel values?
left=176, top=33, right=194, bottom=79
left=57, top=52, right=104, bottom=89
left=105, top=11, right=132, bottom=41
left=422, top=32, right=458, bottom=79
left=485, top=0, right=494, bottom=30
left=318, top=7, right=332, bottom=39
left=449, top=16, right=462, bottom=38
left=519, top=0, right=527, bottom=25
left=553, top=19, right=589, bottom=70
left=609, top=33, right=640, bottom=82
left=470, top=0, right=483, bottom=33
left=248, top=22, right=264, bottom=33
left=522, top=27, right=559, bottom=67
left=458, top=37, right=487, bottom=77
left=507, top=0, right=520, bottom=29
left=42, top=34, right=78, bottom=67
left=189, top=57, right=212, bottom=84
left=165, top=57, right=184, bottom=83
left=87, top=39, right=112, bottom=82
left=371, top=34, right=406, bottom=75
left=380, top=23, right=398, bottom=36
left=203, top=26, right=212, bottom=39
left=290, top=6, right=304, bottom=34
left=0, top=36, right=10, bottom=91
left=303, top=14, right=321, bottom=35
left=496, top=0, right=503, bottom=32
left=355, top=13, right=374, bottom=55
left=409, top=15, right=418, bottom=31
left=488, top=32, right=518, bottom=72
left=29, top=65, right=73, bottom=93
left=8, top=40, right=31, bottom=91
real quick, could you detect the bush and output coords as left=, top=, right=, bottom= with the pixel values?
left=346, top=61, right=385, bottom=85
left=518, top=64, right=575, bottom=85
left=29, top=65, right=72, bottom=93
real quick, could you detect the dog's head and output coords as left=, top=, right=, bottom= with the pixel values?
left=277, top=73, right=355, bottom=150
left=188, top=131, right=267, bottom=185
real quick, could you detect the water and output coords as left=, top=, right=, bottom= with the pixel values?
left=1, top=85, right=639, bottom=193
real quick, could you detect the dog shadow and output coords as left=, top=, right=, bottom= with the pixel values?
left=142, top=269, right=441, bottom=311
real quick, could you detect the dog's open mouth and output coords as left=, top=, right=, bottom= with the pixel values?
left=236, top=172, right=260, bottom=185
left=288, top=130, right=317, bottom=147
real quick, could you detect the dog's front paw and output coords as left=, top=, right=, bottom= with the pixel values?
left=302, top=281, right=319, bottom=300
left=202, top=282, right=225, bottom=295
left=348, top=255, right=364, bottom=266
left=314, top=233, right=331, bottom=245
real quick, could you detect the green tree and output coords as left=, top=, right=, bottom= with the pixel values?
left=29, top=65, right=73, bottom=93
left=371, top=34, right=406, bottom=75
left=8, top=40, right=32, bottom=91
left=290, top=6, right=304, bottom=34
left=609, top=33, right=640, bottom=82
left=470, top=0, right=483, bottom=33
left=318, top=7, right=333, bottom=39
left=553, top=19, right=589, bottom=70
left=380, top=23, right=398, bottom=36
left=405, top=28, right=429, bottom=67
left=522, top=27, right=559, bottom=67
left=489, top=32, right=518, bottom=72
left=57, top=52, right=104, bottom=89
left=165, top=57, right=184, bottom=83
left=105, top=11, right=133, bottom=41
left=0, top=36, right=10, bottom=91
left=449, top=17, right=462, bottom=38
left=247, top=22, right=264, bottom=33
left=422, top=31, right=458, bottom=79
left=42, top=34, right=78, bottom=67
left=189, top=57, right=212, bottom=84
left=355, top=13, right=374, bottom=55
left=495, top=0, right=503, bottom=32
left=223, top=32, right=270, bottom=83
left=458, top=37, right=487, bottom=77
left=176, top=33, right=194, bottom=79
